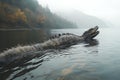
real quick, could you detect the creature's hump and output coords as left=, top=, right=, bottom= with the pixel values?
left=49, top=33, right=73, bottom=39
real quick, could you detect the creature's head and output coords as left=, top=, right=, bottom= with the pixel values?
left=82, top=26, right=99, bottom=42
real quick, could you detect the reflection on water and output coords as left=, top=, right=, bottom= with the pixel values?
left=0, top=29, right=49, bottom=52
left=0, top=51, right=45, bottom=80
left=1, top=28, right=120, bottom=80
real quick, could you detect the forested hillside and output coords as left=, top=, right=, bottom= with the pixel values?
left=0, top=0, right=76, bottom=29
left=56, top=10, right=107, bottom=28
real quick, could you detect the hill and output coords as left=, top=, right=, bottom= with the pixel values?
left=0, top=0, right=76, bottom=29
left=56, top=10, right=107, bottom=28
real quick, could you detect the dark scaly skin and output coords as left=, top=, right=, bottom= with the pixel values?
left=0, top=26, right=99, bottom=65
left=43, top=26, right=99, bottom=49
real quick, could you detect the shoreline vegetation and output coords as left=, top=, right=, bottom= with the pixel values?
left=0, top=0, right=77, bottom=51
left=0, top=0, right=77, bottom=29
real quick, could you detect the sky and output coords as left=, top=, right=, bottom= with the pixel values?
left=37, top=0, right=120, bottom=26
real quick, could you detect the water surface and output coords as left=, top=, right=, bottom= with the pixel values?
left=1, top=28, right=120, bottom=80
left=0, top=29, right=49, bottom=52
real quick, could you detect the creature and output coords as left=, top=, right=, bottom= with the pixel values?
left=0, top=26, right=99, bottom=66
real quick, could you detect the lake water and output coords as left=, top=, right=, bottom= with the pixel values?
left=0, top=29, right=49, bottom=52
left=1, top=28, right=120, bottom=80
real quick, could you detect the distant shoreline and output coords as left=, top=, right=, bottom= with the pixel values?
left=0, top=28, right=44, bottom=31
left=0, top=28, right=78, bottom=31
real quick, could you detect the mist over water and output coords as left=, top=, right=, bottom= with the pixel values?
left=0, top=0, right=120, bottom=80
left=38, top=0, right=120, bottom=28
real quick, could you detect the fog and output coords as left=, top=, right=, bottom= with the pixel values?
left=38, top=0, right=120, bottom=27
